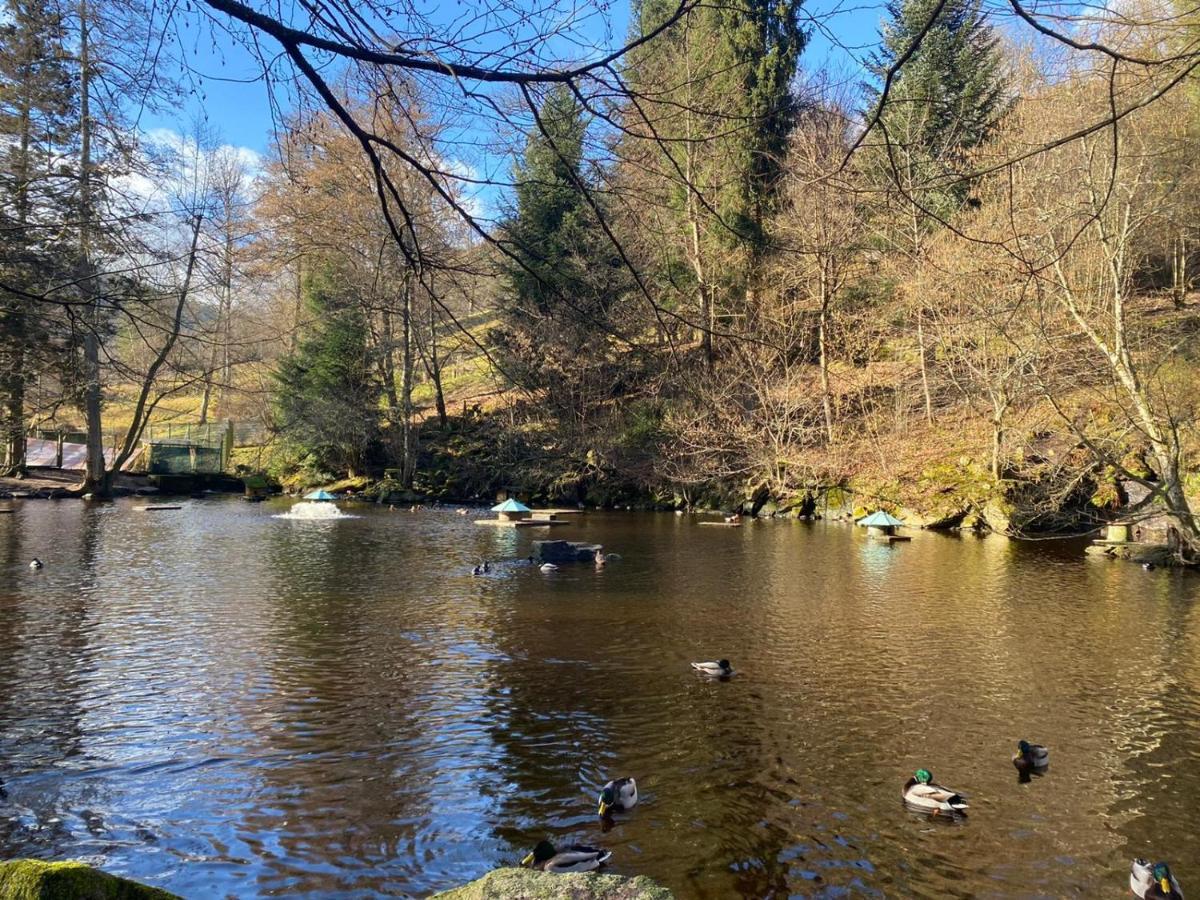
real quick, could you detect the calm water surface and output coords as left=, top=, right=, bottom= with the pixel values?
left=1, top=499, right=1198, bottom=898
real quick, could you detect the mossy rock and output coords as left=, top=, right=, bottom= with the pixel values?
left=432, top=867, right=674, bottom=900
left=0, top=860, right=180, bottom=899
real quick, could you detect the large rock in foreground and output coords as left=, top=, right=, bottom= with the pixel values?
left=0, top=860, right=180, bottom=900
left=432, top=867, right=674, bottom=900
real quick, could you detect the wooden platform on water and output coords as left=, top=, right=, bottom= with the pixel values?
left=871, top=533, right=911, bottom=543
left=475, top=517, right=571, bottom=528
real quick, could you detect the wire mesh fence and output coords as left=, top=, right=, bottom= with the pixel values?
left=24, top=419, right=267, bottom=474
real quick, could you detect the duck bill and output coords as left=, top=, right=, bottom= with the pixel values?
left=1161, top=878, right=1171, bottom=893
left=520, top=853, right=534, bottom=867
left=598, top=802, right=610, bottom=817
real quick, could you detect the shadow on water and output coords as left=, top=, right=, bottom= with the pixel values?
left=2, top=502, right=1198, bottom=896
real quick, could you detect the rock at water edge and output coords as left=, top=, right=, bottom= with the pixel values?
left=0, top=859, right=181, bottom=900
left=432, top=867, right=675, bottom=900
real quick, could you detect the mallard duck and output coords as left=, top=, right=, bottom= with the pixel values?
left=1012, top=740, right=1049, bottom=775
left=598, top=777, right=638, bottom=817
left=691, top=659, right=734, bottom=677
left=1131, top=859, right=1184, bottom=899
left=472, top=565, right=483, bottom=576
left=29, top=558, right=43, bottom=570
left=521, top=840, right=611, bottom=873
left=540, top=563, right=558, bottom=573
left=902, top=769, right=968, bottom=815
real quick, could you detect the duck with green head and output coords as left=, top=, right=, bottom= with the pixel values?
left=1131, top=859, right=1184, bottom=899
left=520, top=840, right=612, bottom=873
left=597, top=777, right=638, bottom=818
left=902, top=769, right=968, bottom=816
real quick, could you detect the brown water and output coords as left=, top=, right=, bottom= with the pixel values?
left=1, top=499, right=1198, bottom=898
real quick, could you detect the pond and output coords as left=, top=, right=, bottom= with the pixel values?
left=1, top=499, right=1197, bottom=897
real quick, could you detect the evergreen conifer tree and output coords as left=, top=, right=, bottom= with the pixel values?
left=866, top=0, right=1008, bottom=201
left=0, top=0, right=76, bottom=474
left=274, top=266, right=380, bottom=476
left=498, top=85, right=628, bottom=425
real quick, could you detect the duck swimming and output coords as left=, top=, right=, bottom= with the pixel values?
left=691, top=659, right=734, bottom=677
left=902, top=769, right=968, bottom=816
left=1012, top=740, right=1049, bottom=778
left=539, top=563, right=558, bottom=573
left=29, top=558, right=43, bottom=570
left=1131, top=859, right=1184, bottom=899
left=598, top=777, right=638, bottom=817
left=521, top=840, right=611, bottom=873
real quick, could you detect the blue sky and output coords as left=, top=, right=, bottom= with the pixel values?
left=147, top=0, right=888, bottom=161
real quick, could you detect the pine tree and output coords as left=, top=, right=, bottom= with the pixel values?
left=623, top=0, right=805, bottom=359
left=867, top=0, right=1008, bottom=188
left=0, top=0, right=76, bottom=474
left=497, top=85, right=628, bottom=425
left=274, top=266, right=380, bottom=476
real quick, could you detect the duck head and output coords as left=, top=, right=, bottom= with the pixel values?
left=1017, top=740, right=1032, bottom=757
left=598, top=785, right=616, bottom=817
left=914, top=768, right=933, bottom=785
left=718, top=659, right=732, bottom=672
left=521, top=840, right=556, bottom=867
left=1153, top=862, right=1174, bottom=894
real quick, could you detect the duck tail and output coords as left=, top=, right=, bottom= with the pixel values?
left=948, top=795, right=968, bottom=809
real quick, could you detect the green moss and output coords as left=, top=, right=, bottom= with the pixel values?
left=432, top=867, right=674, bottom=900
left=0, top=860, right=180, bottom=900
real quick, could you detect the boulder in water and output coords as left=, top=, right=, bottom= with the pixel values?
left=432, top=867, right=673, bottom=899
left=0, top=859, right=180, bottom=899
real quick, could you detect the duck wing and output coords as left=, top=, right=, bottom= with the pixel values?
left=615, top=777, right=638, bottom=809
left=545, top=846, right=611, bottom=873
left=907, top=782, right=968, bottom=808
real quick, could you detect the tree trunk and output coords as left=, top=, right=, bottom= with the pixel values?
left=427, top=282, right=447, bottom=428
left=400, top=272, right=416, bottom=486
left=685, top=159, right=712, bottom=366
left=990, top=413, right=1003, bottom=482
left=290, top=260, right=303, bottom=352
left=917, top=308, right=933, bottom=425
left=79, top=0, right=106, bottom=495
left=107, top=215, right=204, bottom=479
left=818, top=260, right=834, bottom=445
left=379, top=305, right=400, bottom=412
left=1, top=80, right=33, bottom=476
left=1172, top=232, right=1188, bottom=309
left=201, top=222, right=234, bottom=424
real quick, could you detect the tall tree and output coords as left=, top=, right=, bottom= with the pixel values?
left=498, top=85, right=628, bottom=427
left=866, top=0, right=1008, bottom=210
left=0, top=0, right=76, bottom=475
left=863, top=0, right=1008, bottom=424
left=623, top=0, right=805, bottom=360
left=274, top=266, right=380, bottom=477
